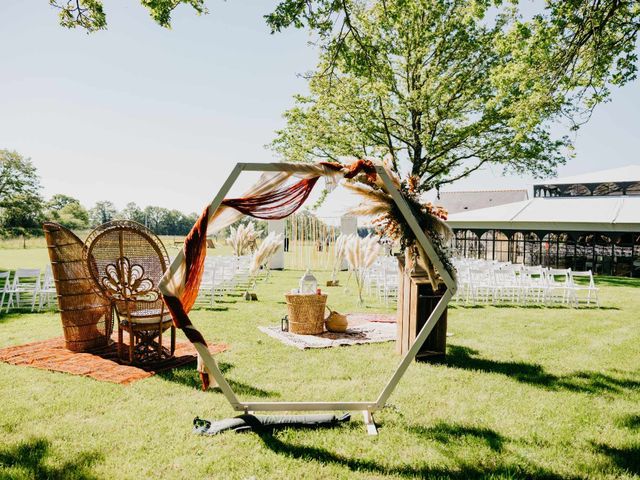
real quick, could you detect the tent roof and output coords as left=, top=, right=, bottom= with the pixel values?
left=436, top=190, right=528, bottom=214
left=536, top=164, right=640, bottom=186
left=447, top=196, right=640, bottom=232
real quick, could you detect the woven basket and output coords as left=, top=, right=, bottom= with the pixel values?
left=285, top=293, right=328, bottom=335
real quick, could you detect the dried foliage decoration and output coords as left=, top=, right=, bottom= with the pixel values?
left=344, top=160, right=455, bottom=286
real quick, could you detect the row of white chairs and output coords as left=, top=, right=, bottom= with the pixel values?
left=2, top=257, right=261, bottom=313
left=365, top=256, right=399, bottom=306
left=0, top=266, right=57, bottom=312
left=453, top=258, right=599, bottom=307
left=195, top=255, right=256, bottom=306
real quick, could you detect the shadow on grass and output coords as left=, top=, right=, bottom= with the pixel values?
left=158, top=362, right=279, bottom=398
left=0, top=438, right=102, bottom=480
left=593, top=442, right=640, bottom=475
left=618, top=414, right=640, bottom=430
left=407, top=422, right=505, bottom=452
left=591, top=276, right=640, bottom=288
left=256, top=428, right=574, bottom=479
left=446, top=345, right=640, bottom=394
left=199, top=306, right=230, bottom=312
left=491, top=304, right=619, bottom=310
left=454, top=303, right=618, bottom=311
left=192, top=300, right=238, bottom=310
left=0, top=310, right=53, bottom=325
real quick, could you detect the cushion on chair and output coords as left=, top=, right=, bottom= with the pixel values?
left=121, top=308, right=173, bottom=325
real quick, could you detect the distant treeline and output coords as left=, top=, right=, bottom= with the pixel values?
left=0, top=149, right=198, bottom=237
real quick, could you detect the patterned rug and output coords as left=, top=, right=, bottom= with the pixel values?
left=258, top=321, right=396, bottom=350
left=0, top=336, right=228, bottom=384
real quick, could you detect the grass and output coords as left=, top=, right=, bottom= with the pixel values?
left=0, top=237, right=334, bottom=271
left=0, top=254, right=639, bottom=479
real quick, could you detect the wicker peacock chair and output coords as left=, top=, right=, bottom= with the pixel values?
left=84, top=220, right=175, bottom=364
left=43, top=222, right=113, bottom=352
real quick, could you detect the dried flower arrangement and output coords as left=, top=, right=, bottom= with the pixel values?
left=344, top=234, right=382, bottom=305
left=226, top=221, right=259, bottom=257
left=344, top=159, right=454, bottom=290
left=250, top=232, right=284, bottom=276
left=328, top=233, right=349, bottom=285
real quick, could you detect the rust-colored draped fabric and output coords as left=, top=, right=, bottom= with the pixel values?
left=162, top=206, right=210, bottom=347
left=221, top=177, right=320, bottom=220
left=182, top=206, right=210, bottom=314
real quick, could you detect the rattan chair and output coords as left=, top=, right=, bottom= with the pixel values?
left=84, top=220, right=175, bottom=364
left=43, top=222, right=113, bottom=351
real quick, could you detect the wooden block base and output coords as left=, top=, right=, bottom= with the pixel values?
left=397, top=255, right=448, bottom=361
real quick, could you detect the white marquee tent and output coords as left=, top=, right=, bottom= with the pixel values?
left=447, top=196, right=640, bottom=232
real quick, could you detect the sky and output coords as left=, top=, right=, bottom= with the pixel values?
left=1, top=0, right=639, bottom=220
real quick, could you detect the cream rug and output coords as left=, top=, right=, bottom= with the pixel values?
left=258, top=322, right=396, bottom=350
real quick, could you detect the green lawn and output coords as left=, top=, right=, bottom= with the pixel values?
left=0, top=265, right=639, bottom=479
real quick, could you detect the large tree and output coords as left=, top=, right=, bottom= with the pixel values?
left=269, top=0, right=639, bottom=191
left=0, top=150, right=41, bottom=206
left=89, top=200, right=118, bottom=226
left=0, top=193, right=45, bottom=233
left=45, top=194, right=90, bottom=230
left=119, top=202, right=145, bottom=224
left=0, top=150, right=44, bottom=233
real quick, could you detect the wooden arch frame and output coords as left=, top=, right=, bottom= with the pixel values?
left=165, top=162, right=457, bottom=434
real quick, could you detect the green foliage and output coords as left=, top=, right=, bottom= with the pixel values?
left=88, top=200, right=117, bottom=226
left=270, top=0, right=640, bottom=191
left=119, top=201, right=145, bottom=224
left=49, top=0, right=207, bottom=32
left=142, top=205, right=198, bottom=235
left=265, top=0, right=342, bottom=33
left=45, top=194, right=90, bottom=230
left=88, top=201, right=198, bottom=235
left=0, top=150, right=44, bottom=235
left=0, top=193, right=45, bottom=234
left=0, top=150, right=41, bottom=206
left=44, top=193, right=77, bottom=212
left=54, top=202, right=90, bottom=230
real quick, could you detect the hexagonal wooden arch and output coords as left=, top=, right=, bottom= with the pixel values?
left=168, top=163, right=457, bottom=434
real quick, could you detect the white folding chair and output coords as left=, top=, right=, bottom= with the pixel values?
left=522, top=266, right=546, bottom=304
left=452, top=263, right=470, bottom=303
left=569, top=270, right=600, bottom=307
left=233, top=255, right=253, bottom=291
left=38, top=265, right=58, bottom=311
left=6, top=268, right=41, bottom=312
left=545, top=268, right=572, bottom=305
left=379, top=266, right=398, bottom=306
left=196, top=257, right=217, bottom=307
left=493, top=266, right=520, bottom=303
left=0, top=271, right=10, bottom=309
left=469, top=268, right=493, bottom=303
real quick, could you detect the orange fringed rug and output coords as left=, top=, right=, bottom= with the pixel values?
left=0, top=336, right=228, bottom=385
